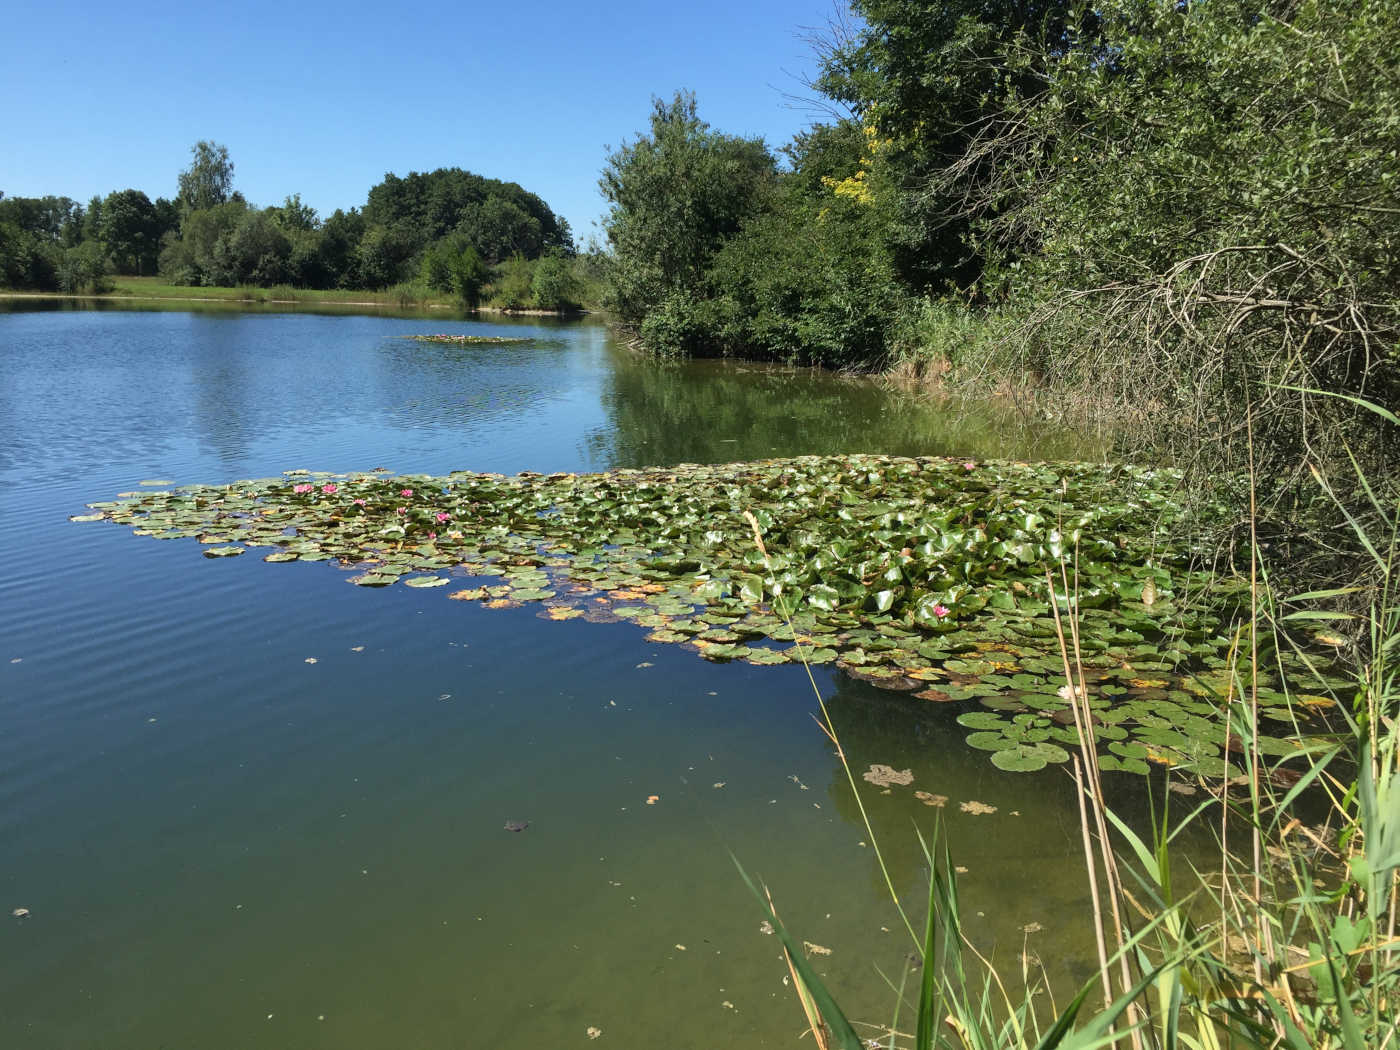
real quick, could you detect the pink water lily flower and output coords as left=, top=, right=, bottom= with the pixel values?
left=427, top=532, right=437, bottom=540
left=396, top=506, right=407, bottom=515
left=962, top=461, right=976, bottom=471
left=321, top=483, right=338, bottom=494
left=435, top=511, right=450, bottom=523
left=933, top=603, right=950, bottom=619
left=292, top=483, right=313, bottom=493
left=400, top=488, right=414, bottom=497
left=353, top=498, right=367, bottom=506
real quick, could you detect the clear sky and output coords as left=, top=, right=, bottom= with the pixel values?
left=1, top=0, right=855, bottom=244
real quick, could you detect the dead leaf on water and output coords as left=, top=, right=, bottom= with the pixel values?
left=803, top=941, right=832, bottom=957
left=863, top=764, right=914, bottom=787
left=960, top=800, right=997, bottom=815
left=586, top=1026, right=602, bottom=1040
left=645, top=795, right=659, bottom=805
left=915, top=791, right=948, bottom=807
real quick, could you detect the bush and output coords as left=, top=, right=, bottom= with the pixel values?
left=491, top=255, right=534, bottom=310
left=530, top=253, right=580, bottom=310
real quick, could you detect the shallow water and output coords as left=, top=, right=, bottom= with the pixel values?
left=1, top=301, right=1163, bottom=1047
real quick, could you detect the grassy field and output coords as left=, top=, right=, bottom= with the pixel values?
left=102, top=276, right=461, bottom=308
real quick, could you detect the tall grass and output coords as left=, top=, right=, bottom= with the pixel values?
left=739, top=418, right=1399, bottom=1048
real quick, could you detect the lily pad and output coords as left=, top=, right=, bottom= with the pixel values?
left=75, top=454, right=1343, bottom=780
left=990, top=742, right=1071, bottom=772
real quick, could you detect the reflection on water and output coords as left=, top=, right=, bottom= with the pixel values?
left=591, top=352, right=1094, bottom=468
left=0, top=301, right=1113, bottom=1049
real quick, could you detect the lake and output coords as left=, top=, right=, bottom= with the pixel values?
left=2, top=300, right=1150, bottom=1048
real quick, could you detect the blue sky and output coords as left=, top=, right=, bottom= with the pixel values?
left=1, top=0, right=855, bottom=244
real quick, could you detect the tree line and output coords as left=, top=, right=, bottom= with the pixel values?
left=599, top=0, right=1397, bottom=589
left=1, top=141, right=577, bottom=305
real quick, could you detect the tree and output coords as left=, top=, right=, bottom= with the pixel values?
left=457, top=197, right=542, bottom=263
left=363, top=167, right=571, bottom=259
left=0, top=195, right=82, bottom=242
left=177, top=140, right=235, bottom=213
left=99, top=189, right=161, bottom=275
left=418, top=232, right=488, bottom=305
left=492, top=255, right=534, bottom=310
left=159, top=198, right=246, bottom=285
left=530, top=253, right=580, bottom=310
left=600, top=91, right=777, bottom=326
left=268, top=193, right=318, bottom=233
left=317, top=208, right=366, bottom=288
left=448, top=245, right=489, bottom=308
left=817, top=0, right=1097, bottom=292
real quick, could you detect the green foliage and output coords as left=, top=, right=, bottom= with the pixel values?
left=363, top=167, right=571, bottom=264
left=949, top=0, right=1398, bottom=589
left=450, top=246, right=489, bottom=308
left=176, top=140, right=234, bottom=214
left=55, top=241, right=112, bottom=294
left=159, top=199, right=247, bottom=285
left=352, top=225, right=407, bottom=290
left=267, top=193, right=318, bottom=233
left=529, top=252, right=580, bottom=310
left=98, top=189, right=165, bottom=276
left=0, top=195, right=88, bottom=290
left=818, top=0, right=1095, bottom=292
left=6, top=146, right=570, bottom=297
left=600, top=98, right=908, bottom=366
left=701, top=178, right=906, bottom=367
left=600, top=91, right=777, bottom=325
left=0, top=194, right=84, bottom=242
left=491, top=254, right=534, bottom=310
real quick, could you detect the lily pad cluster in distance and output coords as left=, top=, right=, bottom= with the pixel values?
left=75, top=455, right=1340, bottom=777
left=402, top=334, right=533, bottom=346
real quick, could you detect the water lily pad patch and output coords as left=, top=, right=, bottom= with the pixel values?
left=77, top=454, right=1340, bottom=776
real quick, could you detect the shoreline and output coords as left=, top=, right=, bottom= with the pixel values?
left=0, top=289, right=590, bottom=318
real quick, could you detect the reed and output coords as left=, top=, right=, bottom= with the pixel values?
left=738, top=401, right=1399, bottom=1049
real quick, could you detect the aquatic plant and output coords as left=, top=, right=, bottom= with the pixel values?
left=402, top=333, right=533, bottom=346
left=745, top=407, right=1399, bottom=1049
left=75, top=454, right=1348, bottom=778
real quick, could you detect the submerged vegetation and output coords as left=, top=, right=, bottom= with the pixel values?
left=77, top=454, right=1349, bottom=779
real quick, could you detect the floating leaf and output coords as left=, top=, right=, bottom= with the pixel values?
left=75, top=455, right=1341, bottom=780
left=990, top=742, right=1071, bottom=772
left=862, top=764, right=914, bottom=787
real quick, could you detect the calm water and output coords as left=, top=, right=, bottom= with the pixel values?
left=2, top=301, right=1139, bottom=1048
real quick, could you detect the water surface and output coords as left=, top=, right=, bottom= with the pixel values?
left=2, top=302, right=1139, bottom=1048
